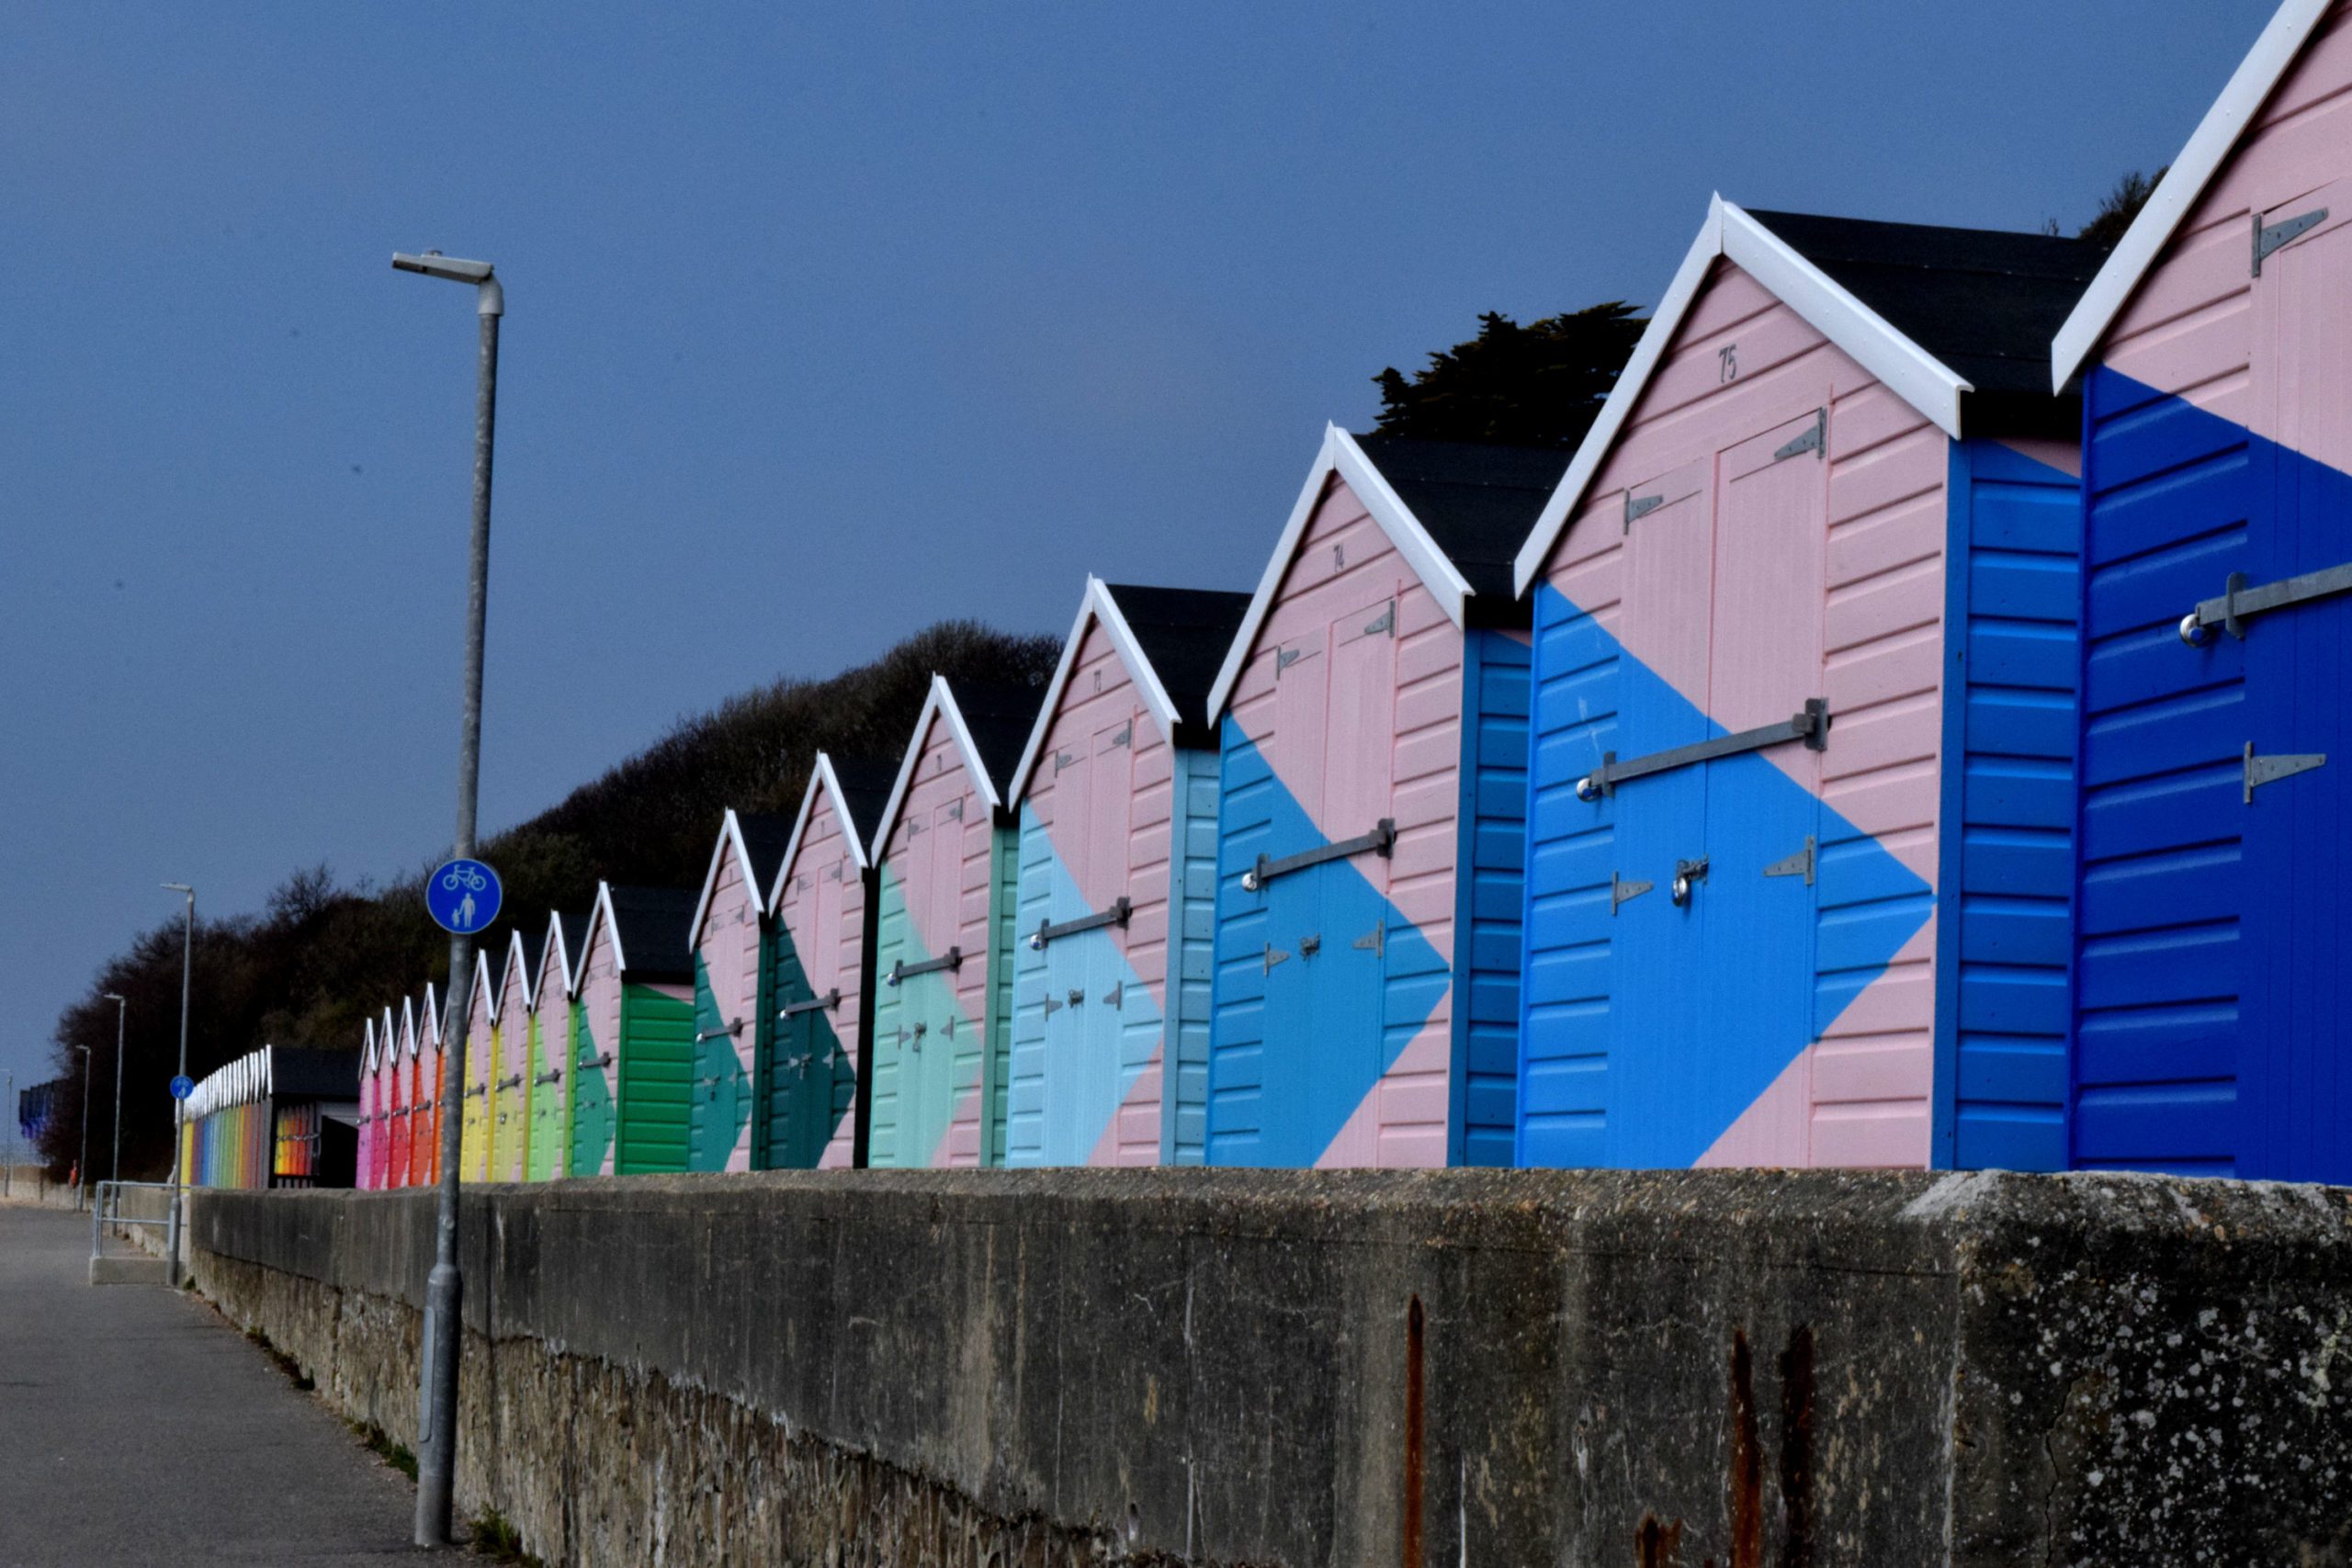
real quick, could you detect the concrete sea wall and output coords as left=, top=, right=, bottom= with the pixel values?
left=188, top=1168, right=2352, bottom=1566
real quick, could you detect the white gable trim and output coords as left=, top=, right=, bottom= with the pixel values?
left=362, top=1024, right=378, bottom=1076
left=2052, top=0, right=2333, bottom=389
left=540, top=909, right=580, bottom=999
left=469, top=946, right=499, bottom=1026
left=1206, top=425, right=1477, bottom=722
left=401, top=998, right=419, bottom=1060
left=419, top=983, right=442, bottom=1049
left=873, top=675, right=1001, bottom=851
left=583, top=881, right=628, bottom=978
left=1007, top=577, right=1186, bottom=802
left=504, top=927, right=539, bottom=1012
left=769, top=752, right=874, bottom=914
left=689, top=807, right=763, bottom=950
left=1512, top=196, right=1973, bottom=595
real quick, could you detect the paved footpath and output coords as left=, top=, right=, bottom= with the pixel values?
left=0, top=1205, right=426, bottom=1565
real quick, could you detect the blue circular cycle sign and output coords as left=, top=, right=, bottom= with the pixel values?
left=169, top=1075, right=194, bottom=1100
left=425, top=858, right=503, bottom=935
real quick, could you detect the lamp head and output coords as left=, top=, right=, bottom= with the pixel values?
left=391, top=250, right=493, bottom=285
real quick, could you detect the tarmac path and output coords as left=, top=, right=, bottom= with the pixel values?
left=0, top=1204, right=425, bottom=1565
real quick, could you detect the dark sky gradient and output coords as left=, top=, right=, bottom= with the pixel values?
left=0, top=2, right=2269, bottom=1091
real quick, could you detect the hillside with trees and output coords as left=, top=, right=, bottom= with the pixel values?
left=37, top=621, right=1057, bottom=1179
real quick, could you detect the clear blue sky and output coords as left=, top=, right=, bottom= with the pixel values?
left=0, top=2, right=2270, bottom=1093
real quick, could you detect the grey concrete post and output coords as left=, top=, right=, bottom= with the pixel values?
left=162, top=886, right=193, bottom=1283
left=104, top=993, right=125, bottom=1188
left=401, top=254, right=502, bottom=1549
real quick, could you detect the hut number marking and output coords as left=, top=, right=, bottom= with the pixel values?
left=1718, top=344, right=1738, bottom=384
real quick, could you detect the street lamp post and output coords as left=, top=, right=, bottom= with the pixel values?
left=74, top=1046, right=92, bottom=1211
left=4, top=1068, right=13, bottom=1200
left=162, top=884, right=194, bottom=1281
left=102, top=992, right=126, bottom=1188
left=392, top=247, right=503, bottom=1550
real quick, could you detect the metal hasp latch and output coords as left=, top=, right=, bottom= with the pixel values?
left=693, top=1019, right=746, bottom=1043
left=1242, top=819, right=1396, bottom=892
left=1773, top=409, right=1826, bottom=462
left=887, top=947, right=962, bottom=986
left=2179, top=563, right=2352, bottom=646
left=1762, top=835, right=1817, bottom=886
left=2244, top=742, right=2326, bottom=804
left=777, top=988, right=841, bottom=1020
left=2255, top=208, right=2328, bottom=275
left=1670, top=857, right=1709, bottom=907
left=1027, top=897, right=1133, bottom=952
left=534, top=1068, right=560, bottom=1087
left=1611, top=872, right=1653, bottom=914
left=1578, top=701, right=1829, bottom=800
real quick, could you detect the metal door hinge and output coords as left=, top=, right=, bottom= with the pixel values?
left=1112, top=722, right=1133, bottom=747
left=2245, top=741, right=2326, bottom=804
left=1053, top=750, right=1077, bottom=773
left=1352, top=920, right=1385, bottom=956
left=1042, top=993, right=1062, bottom=1017
left=945, top=799, right=964, bottom=820
left=1264, top=943, right=1290, bottom=974
left=1773, top=410, right=1826, bottom=462
left=1624, top=491, right=1665, bottom=533
left=1763, top=835, right=1817, bottom=886
left=2180, top=562, right=2352, bottom=645
left=1363, top=602, right=1396, bottom=637
left=1276, top=645, right=1311, bottom=675
left=1103, top=981, right=1124, bottom=1009
left=1611, top=872, right=1653, bottom=914
left=1671, top=857, right=1710, bottom=907
left=2254, top=208, right=2328, bottom=275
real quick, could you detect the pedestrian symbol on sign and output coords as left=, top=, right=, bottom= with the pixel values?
left=424, top=859, right=503, bottom=935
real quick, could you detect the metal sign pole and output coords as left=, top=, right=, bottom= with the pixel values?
left=396, top=251, right=502, bottom=1550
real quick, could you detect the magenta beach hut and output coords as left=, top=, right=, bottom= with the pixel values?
left=1006, top=579, right=1250, bottom=1167
left=2050, top=0, right=2352, bottom=1180
left=865, top=677, right=1040, bottom=1168
left=685, top=810, right=795, bottom=1172
left=1205, top=428, right=1565, bottom=1168
left=459, top=949, right=499, bottom=1181
left=1512, top=197, right=2102, bottom=1174
left=356, top=1022, right=380, bottom=1190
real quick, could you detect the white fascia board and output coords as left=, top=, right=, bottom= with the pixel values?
left=688, top=808, right=758, bottom=951
left=469, top=946, right=498, bottom=1025
left=1514, top=197, right=1727, bottom=595
left=506, top=926, right=538, bottom=1011
left=770, top=753, right=872, bottom=915
left=401, top=997, right=417, bottom=1058
left=420, top=983, right=442, bottom=1048
left=1007, top=578, right=1186, bottom=804
left=1723, top=202, right=1968, bottom=439
left=1510, top=196, right=1972, bottom=596
left=585, top=880, right=625, bottom=980
left=2052, top=0, right=2331, bottom=389
left=874, top=675, right=1002, bottom=851
left=540, top=910, right=574, bottom=1000
left=1205, top=425, right=1477, bottom=721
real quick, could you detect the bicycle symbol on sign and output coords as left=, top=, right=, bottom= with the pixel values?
left=426, top=858, right=502, bottom=935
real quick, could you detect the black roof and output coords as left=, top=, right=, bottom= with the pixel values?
left=1347, top=435, right=1570, bottom=604
left=1742, top=209, right=2108, bottom=401
left=559, top=909, right=589, bottom=971
left=269, top=1045, right=359, bottom=1101
left=826, top=755, right=899, bottom=848
left=1101, top=584, right=1252, bottom=738
left=734, top=812, right=795, bottom=897
left=604, top=885, right=699, bottom=983
left=944, top=678, right=1044, bottom=797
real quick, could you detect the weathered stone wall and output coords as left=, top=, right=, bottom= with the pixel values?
left=187, top=1168, right=2352, bottom=1566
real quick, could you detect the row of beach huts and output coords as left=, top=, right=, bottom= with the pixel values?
left=185, top=0, right=2352, bottom=1189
